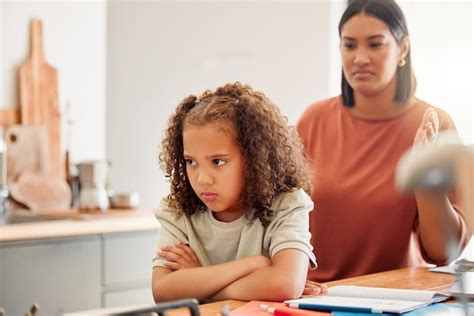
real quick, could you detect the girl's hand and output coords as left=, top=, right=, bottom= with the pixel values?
left=157, top=242, right=201, bottom=271
left=414, top=108, right=439, bottom=146
left=302, top=280, right=328, bottom=297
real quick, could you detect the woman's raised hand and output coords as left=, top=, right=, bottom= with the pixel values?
left=414, top=108, right=440, bottom=146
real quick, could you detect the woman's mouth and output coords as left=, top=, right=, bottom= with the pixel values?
left=353, top=69, right=373, bottom=79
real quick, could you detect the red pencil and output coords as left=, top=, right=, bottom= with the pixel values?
left=260, top=304, right=299, bottom=316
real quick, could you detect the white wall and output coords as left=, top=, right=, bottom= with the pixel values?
left=399, top=1, right=473, bottom=144
left=1, top=1, right=472, bottom=210
left=106, top=1, right=335, bottom=207
left=0, top=1, right=106, bottom=162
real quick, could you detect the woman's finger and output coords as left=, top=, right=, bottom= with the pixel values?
left=425, top=122, right=436, bottom=140
left=429, top=110, right=440, bottom=131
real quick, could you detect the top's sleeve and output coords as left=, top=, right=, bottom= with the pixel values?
left=152, top=198, right=189, bottom=268
left=265, top=189, right=317, bottom=269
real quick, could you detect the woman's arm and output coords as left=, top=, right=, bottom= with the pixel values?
left=152, top=255, right=270, bottom=302
left=413, top=108, right=467, bottom=263
left=415, top=191, right=465, bottom=263
left=212, top=249, right=309, bottom=302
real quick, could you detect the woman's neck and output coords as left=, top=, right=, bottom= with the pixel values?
left=351, top=81, right=414, bottom=119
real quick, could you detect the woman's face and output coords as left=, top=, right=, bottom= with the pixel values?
left=340, top=13, right=407, bottom=98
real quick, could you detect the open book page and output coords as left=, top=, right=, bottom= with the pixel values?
left=328, top=285, right=450, bottom=302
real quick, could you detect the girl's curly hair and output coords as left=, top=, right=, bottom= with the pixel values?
left=159, top=82, right=312, bottom=226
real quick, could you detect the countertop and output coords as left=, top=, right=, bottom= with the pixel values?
left=0, top=209, right=159, bottom=242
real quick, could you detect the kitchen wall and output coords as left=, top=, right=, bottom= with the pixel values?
left=1, top=1, right=473, bottom=210
left=399, top=1, right=473, bottom=145
left=0, top=0, right=106, bottom=163
left=106, top=1, right=338, bottom=207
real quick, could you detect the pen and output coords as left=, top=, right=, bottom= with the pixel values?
left=260, top=304, right=300, bottom=316
left=287, top=302, right=374, bottom=314
left=221, top=303, right=229, bottom=316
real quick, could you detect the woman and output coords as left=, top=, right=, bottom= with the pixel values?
left=298, top=0, right=469, bottom=282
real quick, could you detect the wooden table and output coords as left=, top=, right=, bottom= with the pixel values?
left=167, top=267, right=456, bottom=316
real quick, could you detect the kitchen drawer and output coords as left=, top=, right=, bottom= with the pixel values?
left=102, top=230, right=157, bottom=285
left=0, top=236, right=101, bottom=316
left=103, top=287, right=154, bottom=308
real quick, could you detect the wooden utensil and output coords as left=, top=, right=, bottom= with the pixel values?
left=19, top=19, right=63, bottom=180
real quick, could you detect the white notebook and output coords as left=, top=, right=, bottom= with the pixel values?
left=285, top=285, right=450, bottom=314
left=450, top=272, right=474, bottom=298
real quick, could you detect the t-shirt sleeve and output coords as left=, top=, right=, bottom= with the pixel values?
left=266, top=189, right=317, bottom=269
left=152, top=198, right=189, bottom=268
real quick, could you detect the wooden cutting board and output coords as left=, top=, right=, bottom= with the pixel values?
left=0, top=108, right=20, bottom=128
left=5, top=125, right=49, bottom=183
left=19, top=19, right=63, bottom=180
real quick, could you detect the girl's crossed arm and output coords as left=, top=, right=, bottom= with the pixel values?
left=154, top=242, right=321, bottom=302
left=151, top=246, right=270, bottom=302
left=213, top=248, right=311, bottom=301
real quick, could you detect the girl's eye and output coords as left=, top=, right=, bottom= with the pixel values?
left=185, top=159, right=197, bottom=166
left=212, top=159, right=226, bottom=166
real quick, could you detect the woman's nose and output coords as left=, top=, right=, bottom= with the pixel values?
left=354, top=48, right=370, bottom=65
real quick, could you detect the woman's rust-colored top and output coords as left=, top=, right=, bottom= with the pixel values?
left=297, top=96, right=469, bottom=282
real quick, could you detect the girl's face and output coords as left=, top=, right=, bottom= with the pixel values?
left=340, top=13, right=408, bottom=98
left=183, top=122, right=246, bottom=222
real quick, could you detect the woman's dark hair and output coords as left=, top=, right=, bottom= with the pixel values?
left=339, top=0, right=416, bottom=106
left=159, top=82, right=312, bottom=227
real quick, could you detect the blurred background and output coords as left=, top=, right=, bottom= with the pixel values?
left=1, top=0, right=472, bottom=208
left=0, top=1, right=472, bottom=315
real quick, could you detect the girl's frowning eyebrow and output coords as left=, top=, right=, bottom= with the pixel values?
left=183, top=153, right=231, bottom=159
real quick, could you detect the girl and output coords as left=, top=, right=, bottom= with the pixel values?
left=152, top=82, right=326, bottom=302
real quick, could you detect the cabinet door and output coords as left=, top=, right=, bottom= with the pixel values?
left=102, top=230, right=156, bottom=286
left=103, top=287, right=153, bottom=308
left=0, top=236, right=101, bottom=316
left=0, top=247, right=4, bottom=310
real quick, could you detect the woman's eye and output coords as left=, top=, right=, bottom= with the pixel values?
left=369, top=42, right=383, bottom=48
left=212, top=159, right=226, bottom=166
left=185, top=159, right=196, bottom=166
left=343, top=42, right=356, bottom=50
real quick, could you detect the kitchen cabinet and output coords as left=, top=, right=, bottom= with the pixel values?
left=0, top=229, right=157, bottom=316
left=101, top=231, right=156, bottom=307
left=0, top=236, right=101, bottom=316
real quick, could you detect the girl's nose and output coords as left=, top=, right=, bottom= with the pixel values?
left=197, top=170, right=214, bottom=185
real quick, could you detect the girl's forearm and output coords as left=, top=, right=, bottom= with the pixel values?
left=213, top=262, right=306, bottom=301
left=152, top=256, right=268, bottom=302
left=212, top=267, right=295, bottom=301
